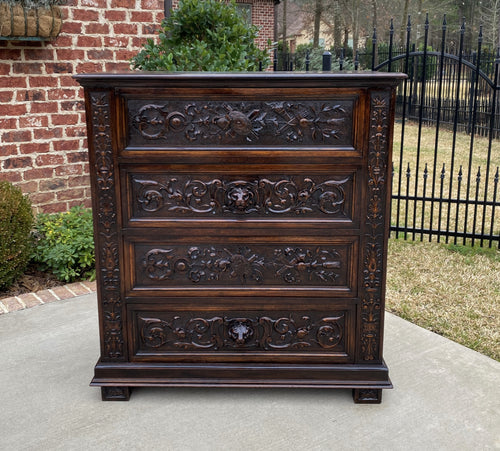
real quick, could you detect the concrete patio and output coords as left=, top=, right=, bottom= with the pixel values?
left=1, top=292, right=499, bottom=450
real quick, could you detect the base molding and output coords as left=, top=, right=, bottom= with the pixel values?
left=91, top=360, right=392, bottom=402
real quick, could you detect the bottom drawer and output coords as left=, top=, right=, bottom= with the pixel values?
left=128, top=305, right=355, bottom=363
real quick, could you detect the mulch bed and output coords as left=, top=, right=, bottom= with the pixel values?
left=0, top=265, right=64, bottom=301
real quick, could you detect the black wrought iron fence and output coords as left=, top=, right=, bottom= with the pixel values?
left=273, top=15, right=500, bottom=248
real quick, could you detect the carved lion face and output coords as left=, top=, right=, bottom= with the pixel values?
left=226, top=183, right=256, bottom=212
left=228, top=319, right=254, bottom=345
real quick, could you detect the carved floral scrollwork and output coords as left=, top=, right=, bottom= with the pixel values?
left=129, top=100, right=351, bottom=146
left=359, top=93, right=390, bottom=362
left=140, top=245, right=344, bottom=286
left=132, top=175, right=351, bottom=218
left=90, top=91, right=124, bottom=361
left=267, top=101, right=346, bottom=142
left=136, top=178, right=222, bottom=214
left=143, top=247, right=266, bottom=284
left=273, top=247, right=342, bottom=284
left=140, top=316, right=224, bottom=350
left=259, top=316, right=342, bottom=350
left=138, top=313, right=345, bottom=351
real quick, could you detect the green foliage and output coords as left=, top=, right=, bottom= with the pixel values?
left=292, top=44, right=354, bottom=71
left=31, top=206, right=95, bottom=283
left=0, top=181, right=34, bottom=290
left=131, top=0, right=270, bottom=71
left=407, top=43, right=438, bottom=81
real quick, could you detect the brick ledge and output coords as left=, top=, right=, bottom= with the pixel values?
left=0, top=281, right=97, bottom=315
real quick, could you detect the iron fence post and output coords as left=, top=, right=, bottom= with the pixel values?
left=322, top=51, right=332, bottom=72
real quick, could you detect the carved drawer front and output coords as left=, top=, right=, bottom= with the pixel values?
left=125, top=238, right=358, bottom=296
left=125, top=96, right=357, bottom=150
left=124, top=170, right=358, bottom=224
left=129, top=306, right=355, bottom=363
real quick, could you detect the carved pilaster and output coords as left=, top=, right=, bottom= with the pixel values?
left=90, top=91, right=125, bottom=361
left=359, top=92, right=391, bottom=362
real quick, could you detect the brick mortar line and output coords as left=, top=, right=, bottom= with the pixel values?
left=47, top=288, right=61, bottom=301
left=65, top=285, right=78, bottom=297
left=0, top=281, right=96, bottom=315
left=79, top=282, right=93, bottom=293
left=14, top=296, right=26, bottom=308
left=32, top=292, right=44, bottom=304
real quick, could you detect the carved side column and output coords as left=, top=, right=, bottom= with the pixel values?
left=358, top=90, right=392, bottom=363
left=87, top=90, right=126, bottom=362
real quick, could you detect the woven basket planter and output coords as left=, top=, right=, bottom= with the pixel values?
left=0, top=2, right=62, bottom=39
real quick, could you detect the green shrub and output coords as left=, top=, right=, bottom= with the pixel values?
left=31, top=206, right=95, bottom=283
left=131, top=0, right=270, bottom=71
left=0, top=181, right=34, bottom=290
left=293, top=44, right=355, bottom=71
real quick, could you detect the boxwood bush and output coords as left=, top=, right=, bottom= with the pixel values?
left=0, top=181, right=34, bottom=290
left=131, top=0, right=270, bottom=71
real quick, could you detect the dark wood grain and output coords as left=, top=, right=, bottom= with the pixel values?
left=76, top=71, right=405, bottom=403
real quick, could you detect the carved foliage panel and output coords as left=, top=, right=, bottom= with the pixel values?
left=133, top=310, right=348, bottom=355
left=132, top=242, right=353, bottom=289
left=359, top=91, right=391, bottom=362
left=128, top=173, right=354, bottom=220
left=127, top=99, right=354, bottom=147
left=89, top=90, right=125, bottom=361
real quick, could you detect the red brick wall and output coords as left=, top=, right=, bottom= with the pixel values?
left=0, top=0, right=164, bottom=213
left=0, top=0, right=275, bottom=213
left=251, top=0, right=276, bottom=49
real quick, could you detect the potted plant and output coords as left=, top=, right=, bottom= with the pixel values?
left=0, top=0, right=64, bottom=40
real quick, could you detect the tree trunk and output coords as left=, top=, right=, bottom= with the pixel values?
left=372, top=0, right=377, bottom=32
left=400, top=0, right=409, bottom=45
left=282, top=0, right=287, bottom=52
left=343, top=26, right=349, bottom=49
left=351, top=0, right=359, bottom=54
left=372, top=0, right=378, bottom=67
left=333, top=0, right=342, bottom=49
left=313, top=0, right=323, bottom=48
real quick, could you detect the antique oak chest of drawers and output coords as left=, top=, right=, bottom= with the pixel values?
left=76, top=72, right=404, bottom=403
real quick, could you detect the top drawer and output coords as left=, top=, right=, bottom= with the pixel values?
left=118, top=88, right=365, bottom=157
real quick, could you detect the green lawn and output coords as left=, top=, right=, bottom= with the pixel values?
left=391, top=121, right=499, bottom=245
left=386, top=238, right=500, bottom=361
